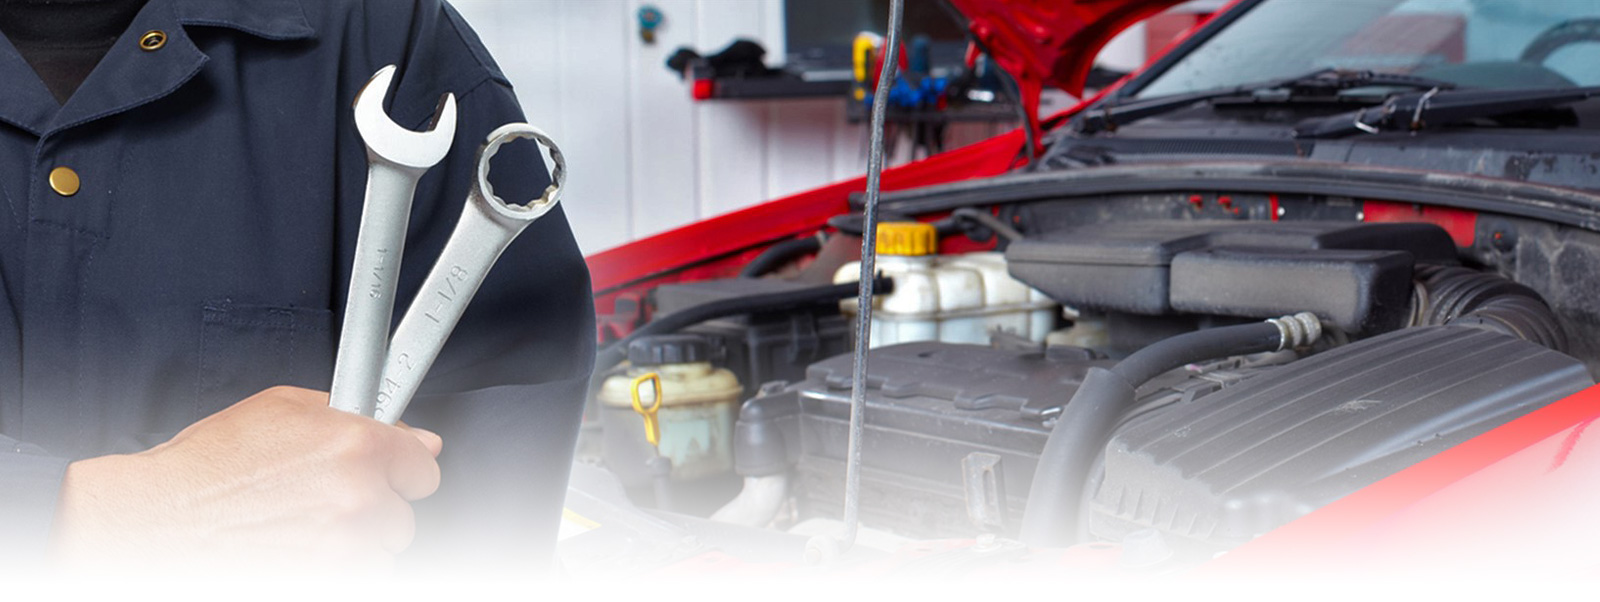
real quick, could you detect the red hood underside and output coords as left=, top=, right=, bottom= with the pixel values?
left=946, top=0, right=1191, bottom=96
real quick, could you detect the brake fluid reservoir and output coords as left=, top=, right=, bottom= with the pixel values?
left=599, top=334, right=742, bottom=486
left=835, top=221, right=1056, bottom=347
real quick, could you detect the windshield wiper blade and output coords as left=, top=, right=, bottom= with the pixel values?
left=1073, top=68, right=1456, bottom=135
left=1295, top=86, right=1600, bottom=138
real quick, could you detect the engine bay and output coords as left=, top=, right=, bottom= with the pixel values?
left=566, top=183, right=1600, bottom=575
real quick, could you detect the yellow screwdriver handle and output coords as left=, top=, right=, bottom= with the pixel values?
left=630, top=372, right=664, bottom=447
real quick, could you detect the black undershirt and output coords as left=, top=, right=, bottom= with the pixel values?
left=0, top=0, right=150, bottom=104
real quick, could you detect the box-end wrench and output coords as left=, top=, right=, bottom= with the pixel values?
left=329, top=65, right=458, bottom=417
left=372, top=123, right=567, bottom=425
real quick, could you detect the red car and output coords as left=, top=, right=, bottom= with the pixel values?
left=569, top=0, right=1600, bottom=579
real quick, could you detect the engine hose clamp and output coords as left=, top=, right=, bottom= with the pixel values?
left=1269, top=312, right=1324, bottom=351
left=1352, top=107, right=1381, bottom=134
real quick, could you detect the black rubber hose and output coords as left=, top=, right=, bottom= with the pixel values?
left=1020, top=318, right=1311, bottom=547
left=950, top=207, right=1024, bottom=242
left=826, top=211, right=917, bottom=236
left=739, top=235, right=825, bottom=278
left=1020, top=366, right=1136, bottom=548
left=592, top=277, right=895, bottom=378
left=1112, top=322, right=1285, bottom=386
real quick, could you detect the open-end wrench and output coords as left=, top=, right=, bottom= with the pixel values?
left=371, top=123, right=567, bottom=425
left=329, top=65, right=458, bottom=417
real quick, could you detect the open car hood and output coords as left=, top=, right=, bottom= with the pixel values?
left=946, top=0, right=1193, bottom=96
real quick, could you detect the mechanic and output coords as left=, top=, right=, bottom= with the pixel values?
left=0, top=0, right=594, bottom=572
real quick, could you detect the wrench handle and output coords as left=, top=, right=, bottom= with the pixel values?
left=329, top=163, right=423, bottom=416
left=372, top=197, right=528, bottom=424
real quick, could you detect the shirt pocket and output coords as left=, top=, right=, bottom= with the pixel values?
left=198, top=301, right=335, bottom=416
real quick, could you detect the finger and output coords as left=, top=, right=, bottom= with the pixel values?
left=400, top=424, right=443, bottom=457
left=372, top=496, right=418, bottom=554
left=382, top=427, right=443, bottom=500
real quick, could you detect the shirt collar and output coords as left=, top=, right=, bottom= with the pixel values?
left=170, top=0, right=315, bottom=41
left=0, top=0, right=315, bottom=137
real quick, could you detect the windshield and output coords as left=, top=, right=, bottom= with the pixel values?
left=1136, top=0, right=1600, bottom=98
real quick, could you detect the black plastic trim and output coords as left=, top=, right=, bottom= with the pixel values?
left=870, top=160, right=1600, bottom=232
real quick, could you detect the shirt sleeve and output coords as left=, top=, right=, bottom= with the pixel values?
left=0, top=435, right=70, bottom=558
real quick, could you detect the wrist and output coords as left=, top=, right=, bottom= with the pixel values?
left=50, top=453, right=145, bottom=561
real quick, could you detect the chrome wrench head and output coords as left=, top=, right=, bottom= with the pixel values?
left=329, top=65, right=459, bottom=417
left=474, top=123, right=566, bottom=220
left=353, top=65, right=459, bottom=170
left=372, top=123, right=567, bottom=424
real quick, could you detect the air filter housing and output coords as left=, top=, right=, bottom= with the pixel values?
left=1088, top=325, right=1593, bottom=558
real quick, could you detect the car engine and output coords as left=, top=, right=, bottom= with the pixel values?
left=568, top=199, right=1598, bottom=573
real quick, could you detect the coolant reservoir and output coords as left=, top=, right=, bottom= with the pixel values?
left=835, top=222, right=1056, bottom=347
left=599, top=334, right=742, bottom=486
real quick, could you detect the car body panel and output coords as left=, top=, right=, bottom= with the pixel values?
left=947, top=0, right=1193, bottom=96
left=1208, top=384, right=1600, bottom=575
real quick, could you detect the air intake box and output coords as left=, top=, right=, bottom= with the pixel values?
left=1088, top=326, right=1593, bottom=558
left=1004, top=221, right=1458, bottom=334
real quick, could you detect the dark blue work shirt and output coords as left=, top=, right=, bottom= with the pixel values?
left=0, top=0, right=595, bottom=569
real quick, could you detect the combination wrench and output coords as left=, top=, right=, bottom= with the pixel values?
left=371, top=123, right=567, bottom=425
left=330, top=65, right=458, bottom=416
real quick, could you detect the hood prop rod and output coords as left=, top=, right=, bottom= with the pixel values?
left=805, top=0, right=905, bottom=566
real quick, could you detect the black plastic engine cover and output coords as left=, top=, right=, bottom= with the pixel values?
left=734, top=342, right=1112, bottom=537
left=1004, top=220, right=1457, bottom=332
left=1089, top=326, right=1594, bottom=557
left=1168, top=247, right=1414, bottom=334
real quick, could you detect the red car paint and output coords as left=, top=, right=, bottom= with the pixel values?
left=947, top=0, right=1193, bottom=154
left=586, top=129, right=1027, bottom=320
left=588, top=0, right=1211, bottom=310
left=584, top=0, right=1600, bottom=573
left=1206, top=385, right=1600, bottom=576
left=946, top=0, right=1188, bottom=97
left=1363, top=200, right=1479, bottom=247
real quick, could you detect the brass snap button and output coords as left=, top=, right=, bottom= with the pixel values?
left=49, top=167, right=81, bottom=197
left=139, top=30, right=167, bottom=51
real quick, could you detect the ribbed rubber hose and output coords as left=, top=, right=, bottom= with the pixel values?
left=1020, top=315, right=1319, bottom=547
left=1413, top=265, right=1567, bottom=351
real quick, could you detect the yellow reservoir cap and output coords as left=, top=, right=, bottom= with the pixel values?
left=876, top=221, right=937, bottom=256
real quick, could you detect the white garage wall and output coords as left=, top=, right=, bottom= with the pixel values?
left=449, top=0, right=1011, bottom=255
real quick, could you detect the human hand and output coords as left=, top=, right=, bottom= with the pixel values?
left=50, top=386, right=442, bottom=573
